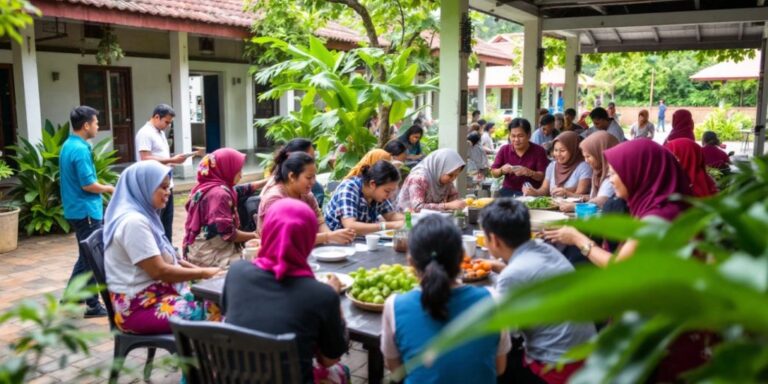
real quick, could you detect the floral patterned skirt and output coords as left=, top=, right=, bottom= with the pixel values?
left=110, top=281, right=221, bottom=334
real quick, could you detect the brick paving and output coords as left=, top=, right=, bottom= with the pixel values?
left=0, top=200, right=372, bottom=383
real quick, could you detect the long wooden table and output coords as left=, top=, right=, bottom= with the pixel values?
left=191, top=226, right=493, bottom=384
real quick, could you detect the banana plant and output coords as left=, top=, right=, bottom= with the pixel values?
left=252, top=36, right=437, bottom=179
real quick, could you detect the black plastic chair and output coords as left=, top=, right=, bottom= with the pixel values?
left=80, top=229, right=177, bottom=383
left=170, top=318, right=302, bottom=384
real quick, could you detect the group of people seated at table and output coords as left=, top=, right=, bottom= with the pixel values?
left=101, top=104, right=725, bottom=383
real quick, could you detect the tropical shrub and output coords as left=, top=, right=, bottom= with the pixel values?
left=695, top=107, right=753, bottom=141
left=9, top=121, right=118, bottom=235
left=407, top=156, right=768, bottom=383
left=252, top=36, right=437, bottom=180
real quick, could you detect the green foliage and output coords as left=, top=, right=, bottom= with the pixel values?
left=9, top=120, right=118, bottom=235
left=0, top=273, right=104, bottom=383
left=253, top=36, right=437, bottom=179
left=403, top=155, right=768, bottom=382
left=696, top=107, right=754, bottom=141
left=0, top=0, right=38, bottom=44
left=95, top=26, right=124, bottom=66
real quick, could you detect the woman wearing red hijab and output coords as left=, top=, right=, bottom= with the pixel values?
left=183, top=148, right=260, bottom=268
left=664, top=138, right=718, bottom=197
left=664, top=109, right=696, bottom=144
left=223, top=199, right=349, bottom=384
left=543, top=139, right=691, bottom=266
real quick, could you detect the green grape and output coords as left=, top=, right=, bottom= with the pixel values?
left=373, top=295, right=385, bottom=304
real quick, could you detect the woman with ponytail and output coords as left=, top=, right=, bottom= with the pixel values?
left=263, top=138, right=326, bottom=205
left=380, top=215, right=510, bottom=384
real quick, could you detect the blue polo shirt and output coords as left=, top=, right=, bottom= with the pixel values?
left=60, top=135, right=103, bottom=220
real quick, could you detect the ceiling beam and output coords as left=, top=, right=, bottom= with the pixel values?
left=542, top=7, right=768, bottom=31
left=613, top=28, right=623, bottom=43
left=581, top=37, right=762, bottom=53
left=469, top=0, right=539, bottom=23
left=695, top=24, right=702, bottom=42
left=739, top=22, right=745, bottom=40
left=652, top=26, right=661, bottom=42
left=584, top=30, right=597, bottom=45
left=694, top=0, right=700, bottom=10
left=760, top=0, right=766, bottom=6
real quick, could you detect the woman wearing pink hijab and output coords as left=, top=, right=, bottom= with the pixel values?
left=223, top=199, right=349, bottom=384
left=664, top=109, right=695, bottom=144
left=183, top=148, right=260, bottom=268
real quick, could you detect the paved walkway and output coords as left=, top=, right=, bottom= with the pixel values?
left=0, top=205, right=372, bottom=383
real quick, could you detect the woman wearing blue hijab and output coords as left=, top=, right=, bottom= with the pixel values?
left=104, top=160, right=220, bottom=334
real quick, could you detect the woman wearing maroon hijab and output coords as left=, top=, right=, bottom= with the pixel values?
left=664, top=109, right=695, bottom=144
left=664, top=138, right=718, bottom=197
left=542, top=139, right=691, bottom=266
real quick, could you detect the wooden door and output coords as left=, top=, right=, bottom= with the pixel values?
left=78, top=66, right=134, bottom=162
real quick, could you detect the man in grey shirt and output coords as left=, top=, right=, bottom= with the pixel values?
left=480, top=198, right=596, bottom=383
left=581, top=107, right=626, bottom=142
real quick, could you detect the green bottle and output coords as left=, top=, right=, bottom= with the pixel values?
left=404, top=209, right=412, bottom=230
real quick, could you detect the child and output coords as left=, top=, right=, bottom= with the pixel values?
left=467, top=131, right=488, bottom=183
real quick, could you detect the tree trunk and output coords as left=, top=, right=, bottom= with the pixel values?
left=378, top=105, right=392, bottom=147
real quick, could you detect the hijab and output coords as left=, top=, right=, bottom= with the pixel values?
left=254, top=198, right=316, bottom=280
left=579, top=131, right=619, bottom=198
left=664, top=138, right=718, bottom=197
left=665, top=109, right=695, bottom=143
left=183, top=148, right=246, bottom=248
left=604, top=140, right=691, bottom=220
left=104, top=161, right=176, bottom=258
left=552, top=131, right=584, bottom=187
left=407, top=148, right=465, bottom=203
left=345, top=149, right=392, bottom=179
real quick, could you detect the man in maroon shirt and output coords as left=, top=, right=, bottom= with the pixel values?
left=491, top=118, right=549, bottom=197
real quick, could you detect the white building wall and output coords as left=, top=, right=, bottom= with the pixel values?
left=0, top=50, right=252, bottom=152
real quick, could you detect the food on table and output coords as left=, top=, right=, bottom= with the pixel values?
left=460, top=256, right=491, bottom=281
left=475, top=233, right=486, bottom=248
left=348, top=264, right=419, bottom=305
left=466, top=197, right=494, bottom=209
left=525, top=196, right=555, bottom=209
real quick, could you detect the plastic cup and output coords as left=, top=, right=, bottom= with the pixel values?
left=462, top=235, right=477, bottom=257
left=365, top=234, right=381, bottom=251
left=575, top=203, right=599, bottom=219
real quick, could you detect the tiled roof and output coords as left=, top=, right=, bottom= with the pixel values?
left=424, top=31, right=513, bottom=65
left=468, top=66, right=604, bottom=88
left=41, top=0, right=365, bottom=42
left=690, top=57, right=760, bottom=82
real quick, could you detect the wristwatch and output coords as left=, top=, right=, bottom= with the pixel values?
left=580, top=241, right=595, bottom=256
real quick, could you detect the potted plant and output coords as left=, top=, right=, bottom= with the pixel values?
left=0, top=157, right=19, bottom=253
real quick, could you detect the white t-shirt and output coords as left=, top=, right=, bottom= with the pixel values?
left=595, top=177, right=616, bottom=199
left=544, top=161, right=592, bottom=192
left=481, top=132, right=495, bottom=153
left=135, top=122, right=173, bottom=187
left=105, top=213, right=175, bottom=297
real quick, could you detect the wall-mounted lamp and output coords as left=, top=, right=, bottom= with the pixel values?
left=232, top=77, right=241, bottom=85
left=199, top=37, right=215, bottom=56
left=51, top=71, right=60, bottom=82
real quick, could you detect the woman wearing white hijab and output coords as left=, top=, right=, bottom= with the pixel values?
left=397, top=148, right=467, bottom=212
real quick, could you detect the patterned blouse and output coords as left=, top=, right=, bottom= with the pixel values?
left=323, top=177, right=395, bottom=231
left=397, top=173, right=458, bottom=212
left=188, top=183, right=254, bottom=243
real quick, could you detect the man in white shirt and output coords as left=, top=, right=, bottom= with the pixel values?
left=134, top=104, right=188, bottom=242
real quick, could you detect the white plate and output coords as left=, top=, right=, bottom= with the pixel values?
left=316, top=272, right=354, bottom=292
left=311, top=246, right=355, bottom=262
left=373, top=230, right=396, bottom=239
left=529, top=210, right=569, bottom=231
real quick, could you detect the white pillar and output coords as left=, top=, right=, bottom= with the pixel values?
left=11, top=26, right=42, bottom=145
left=438, top=0, right=469, bottom=195
left=279, top=90, right=295, bottom=116
left=755, top=27, right=768, bottom=156
left=477, top=62, right=487, bottom=116
left=425, top=91, right=433, bottom=120
left=544, top=86, right=551, bottom=112
left=170, top=31, right=193, bottom=177
left=512, top=87, right=520, bottom=117
left=522, top=19, right=542, bottom=123
left=245, top=73, right=255, bottom=157
left=564, top=34, right=580, bottom=111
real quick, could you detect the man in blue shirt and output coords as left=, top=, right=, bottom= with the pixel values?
left=480, top=199, right=596, bottom=383
left=60, top=106, right=115, bottom=318
left=658, top=99, right=667, bottom=132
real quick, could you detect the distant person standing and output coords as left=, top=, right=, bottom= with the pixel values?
left=658, top=99, right=667, bottom=132
left=630, top=109, right=655, bottom=140
left=61, top=106, right=115, bottom=318
left=607, top=102, right=621, bottom=126
left=135, top=104, right=190, bottom=242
